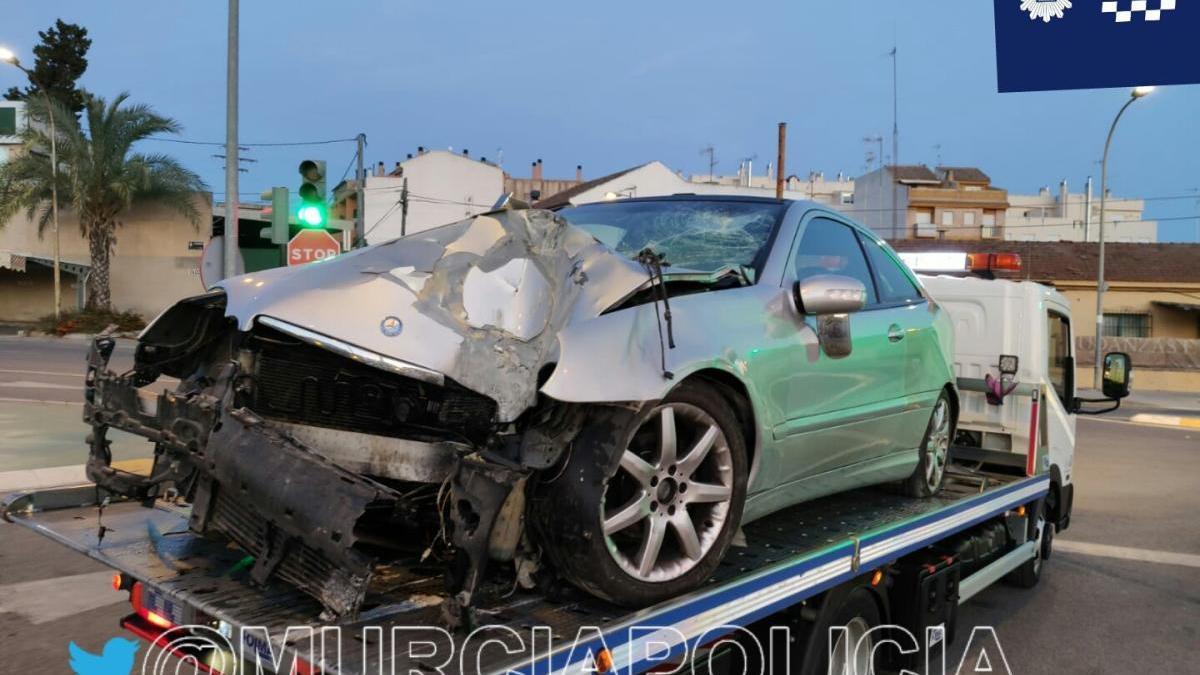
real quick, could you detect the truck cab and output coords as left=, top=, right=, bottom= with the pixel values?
left=913, top=254, right=1133, bottom=535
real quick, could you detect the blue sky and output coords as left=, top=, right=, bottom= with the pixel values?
left=4, top=0, right=1198, bottom=241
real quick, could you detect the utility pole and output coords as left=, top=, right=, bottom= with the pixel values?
left=775, top=123, right=787, bottom=199
left=400, top=177, right=409, bottom=237
left=890, top=45, right=900, bottom=240
left=222, top=0, right=240, bottom=280
left=354, top=133, right=366, bottom=247
left=1083, top=176, right=1093, bottom=242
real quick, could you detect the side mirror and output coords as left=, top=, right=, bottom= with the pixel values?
left=793, top=275, right=867, bottom=316
left=1102, top=351, right=1132, bottom=399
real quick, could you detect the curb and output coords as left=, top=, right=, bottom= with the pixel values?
left=0, top=458, right=153, bottom=494
left=1129, top=413, right=1200, bottom=430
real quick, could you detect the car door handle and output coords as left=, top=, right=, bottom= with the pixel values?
left=887, top=324, right=904, bottom=342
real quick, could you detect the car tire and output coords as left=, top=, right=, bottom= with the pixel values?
left=903, top=391, right=954, bottom=498
left=532, top=382, right=748, bottom=607
left=796, top=587, right=883, bottom=675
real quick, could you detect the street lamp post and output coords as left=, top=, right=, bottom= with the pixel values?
left=1094, top=85, right=1154, bottom=389
left=0, top=46, right=62, bottom=319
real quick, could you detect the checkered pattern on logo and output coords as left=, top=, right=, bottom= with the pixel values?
left=1101, top=0, right=1177, bottom=22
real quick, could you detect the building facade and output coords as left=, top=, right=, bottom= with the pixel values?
left=0, top=195, right=213, bottom=322
left=0, top=100, right=29, bottom=164
left=850, top=165, right=1009, bottom=241
left=1005, top=180, right=1155, bottom=243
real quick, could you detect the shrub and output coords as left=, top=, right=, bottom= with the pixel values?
left=35, top=309, right=146, bottom=336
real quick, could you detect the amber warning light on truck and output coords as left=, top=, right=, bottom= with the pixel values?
left=899, top=251, right=1022, bottom=274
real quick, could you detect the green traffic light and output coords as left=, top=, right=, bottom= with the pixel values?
left=298, top=204, right=325, bottom=227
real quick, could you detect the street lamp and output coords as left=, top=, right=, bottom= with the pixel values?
left=1094, top=85, right=1154, bottom=388
left=0, top=46, right=63, bottom=319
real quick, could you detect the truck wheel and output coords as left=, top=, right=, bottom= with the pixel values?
left=1008, top=500, right=1051, bottom=588
left=798, top=588, right=882, bottom=675
left=534, top=383, right=748, bottom=606
left=903, top=392, right=953, bottom=498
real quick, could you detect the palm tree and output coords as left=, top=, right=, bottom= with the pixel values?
left=0, top=92, right=206, bottom=310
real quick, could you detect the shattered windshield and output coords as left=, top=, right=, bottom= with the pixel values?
left=558, top=199, right=784, bottom=275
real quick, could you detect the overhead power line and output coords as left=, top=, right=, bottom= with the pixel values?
left=145, top=136, right=359, bottom=148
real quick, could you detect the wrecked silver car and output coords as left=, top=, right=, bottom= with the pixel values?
left=83, top=196, right=956, bottom=624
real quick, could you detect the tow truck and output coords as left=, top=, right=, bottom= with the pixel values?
left=1, top=251, right=1132, bottom=674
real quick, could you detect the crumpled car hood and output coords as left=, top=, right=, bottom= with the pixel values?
left=216, top=208, right=649, bottom=421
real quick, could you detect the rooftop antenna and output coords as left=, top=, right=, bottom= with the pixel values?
left=933, top=143, right=943, bottom=167
left=700, top=145, right=717, bottom=182
left=863, top=136, right=883, bottom=170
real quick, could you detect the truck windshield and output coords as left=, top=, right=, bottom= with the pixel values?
left=558, top=199, right=784, bottom=275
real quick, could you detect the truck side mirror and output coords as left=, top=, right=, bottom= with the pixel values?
left=1102, top=351, right=1132, bottom=399
left=793, top=275, right=867, bottom=316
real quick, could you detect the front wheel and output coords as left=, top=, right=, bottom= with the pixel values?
left=533, top=383, right=748, bottom=606
left=903, top=392, right=953, bottom=498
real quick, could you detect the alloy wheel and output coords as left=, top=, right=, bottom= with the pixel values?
left=925, top=398, right=952, bottom=489
left=828, top=616, right=874, bottom=675
left=601, top=403, right=735, bottom=583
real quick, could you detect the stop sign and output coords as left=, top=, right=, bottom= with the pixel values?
left=287, top=229, right=341, bottom=267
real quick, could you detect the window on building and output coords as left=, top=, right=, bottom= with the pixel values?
left=963, top=211, right=976, bottom=226
left=0, top=107, right=17, bottom=136
left=840, top=193, right=854, bottom=205
left=981, top=212, right=997, bottom=238
left=914, top=210, right=935, bottom=238
left=1102, top=313, right=1151, bottom=338
left=790, top=217, right=877, bottom=306
left=1048, top=311, right=1072, bottom=403
left=858, top=234, right=923, bottom=305
left=941, top=211, right=954, bottom=227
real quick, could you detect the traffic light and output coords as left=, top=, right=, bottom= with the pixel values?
left=297, top=159, right=327, bottom=228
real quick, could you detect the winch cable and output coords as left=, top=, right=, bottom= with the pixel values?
left=637, top=248, right=675, bottom=380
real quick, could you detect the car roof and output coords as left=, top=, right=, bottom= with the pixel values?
left=564, top=194, right=795, bottom=206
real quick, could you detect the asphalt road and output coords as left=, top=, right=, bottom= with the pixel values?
left=1, top=337, right=1197, bottom=674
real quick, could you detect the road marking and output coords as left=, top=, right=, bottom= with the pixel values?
left=0, top=571, right=124, bottom=624
left=1078, top=416, right=1195, bottom=432
left=0, top=380, right=81, bottom=390
left=0, top=369, right=83, bottom=377
left=1129, top=413, right=1200, bottom=430
left=0, top=396, right=82, bottom=406
left=1056, top=540, right=1200, bottom=569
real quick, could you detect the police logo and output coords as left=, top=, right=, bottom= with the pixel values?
left=1021, top=0, right=1072, bottom=22
left=380, top=316, right=403, bottom=337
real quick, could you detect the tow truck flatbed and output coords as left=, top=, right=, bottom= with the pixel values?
left=3, top=461, right=1047, bottom=674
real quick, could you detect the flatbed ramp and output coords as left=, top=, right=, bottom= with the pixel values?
left=3, top=467, right=1047, bottom=674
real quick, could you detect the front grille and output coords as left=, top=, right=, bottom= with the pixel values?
left=208, top=487, right=365, bottom=615
left=242, top=327, right=496, bottom=446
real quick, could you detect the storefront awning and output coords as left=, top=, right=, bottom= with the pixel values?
left=0, top=250, right=90, bottom=276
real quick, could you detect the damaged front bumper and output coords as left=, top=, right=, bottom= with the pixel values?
left=82, top=336, right=530, bottom=622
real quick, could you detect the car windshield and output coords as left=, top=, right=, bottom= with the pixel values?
left=558, top=199, right=785, bottom=275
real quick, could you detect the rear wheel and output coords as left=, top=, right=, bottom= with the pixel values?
left=796, top=587, right=883, bottom=675
left=903, top=392, right=953, bottom=498
left=535, top=383, right=748, bottom=606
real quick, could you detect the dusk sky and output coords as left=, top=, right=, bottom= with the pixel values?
left=4, top=0, right=1198, bottom=241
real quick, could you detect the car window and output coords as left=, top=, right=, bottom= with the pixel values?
left=858, top=234, right=924, bottom=304
left=790, top=217, right=877, bottom=306
left=1048, top=311, right=1072, bottom=403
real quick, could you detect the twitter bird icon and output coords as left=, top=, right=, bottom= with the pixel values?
left=68, top=638, right=140, bottom=675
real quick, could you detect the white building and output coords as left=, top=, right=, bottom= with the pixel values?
left=0, top=100, right=29, bottom=164
left=353, top=150, right=505, bottom=243
left=688, top=170, right=855, bottom=209
left=1006, top=180, right=1155, bottom=243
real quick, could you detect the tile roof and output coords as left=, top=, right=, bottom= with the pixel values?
left=888, top=239, right=1200, bottom=283
left=936, top=166, right=991, bottom=183
left=534, top=164, right=645, bottom=209
left=889, top=165, right=939, bottom=182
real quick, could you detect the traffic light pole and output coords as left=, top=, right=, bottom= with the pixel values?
left=222, top=0, right=240, bottom=280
